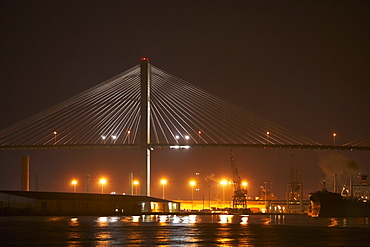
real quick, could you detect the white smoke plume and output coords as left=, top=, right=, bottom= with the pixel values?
left=318, top=153, right=359, bottom=190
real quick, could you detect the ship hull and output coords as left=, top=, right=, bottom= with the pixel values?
left=309, top=190, right=370, bottom=217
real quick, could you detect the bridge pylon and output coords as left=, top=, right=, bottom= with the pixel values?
left=140, top=58, right=151, bottom=196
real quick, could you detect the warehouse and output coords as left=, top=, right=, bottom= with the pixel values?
left=0, top=190, right=180, bottom=216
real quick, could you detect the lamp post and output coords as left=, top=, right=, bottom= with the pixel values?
left=160, top=179, right=167, bottom=199
left=333, top=133, right=337, bottom=146
left=71, top=180, right=77, bottom=193
left=220, top=180, right=227, bottom=206
left=190, top=181, right=196, bottom=209
left=242, top=181, right=248, bottom=190
left=198, top=131, right=201, bottom=144
left=53, top=131, right=57, bottom=144
left=133, top=180, right=139, bottom=195
left=127, top=130, right=131, bottom=144
left=100, top=178, right=107, bottom=194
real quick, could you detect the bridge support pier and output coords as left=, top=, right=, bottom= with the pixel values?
left=140, top=58, right=151, bottom=196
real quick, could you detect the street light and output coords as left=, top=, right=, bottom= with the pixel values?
left=100, top=178, right=107, bottom=194
left=71, top=180, right=77, bottom=193
left=333, top=133, right=337, bottom=146
left=161, top=179, right=167, bottom=199
left=198, top=131, right=202, bottom=144
left=53, top=131, right=57, bottom=144
left=220, top=180, right=227, bottom=204
left=133, top=180, right=139, bottom=195
left=190, top=181, right=196, bottom=209
left=127, top=130, right=131, bottom=144
left=242, top=181, right=248, bottom=190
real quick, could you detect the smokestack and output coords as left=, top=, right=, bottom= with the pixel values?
left=87, top=174, right=91, bottom=193
left=21, top=156, right=30, bottom=191
left=129, top=172, right=134, bottom=195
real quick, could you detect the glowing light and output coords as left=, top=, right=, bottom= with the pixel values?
left=170, top=145, right=190, bottom=149
left=185, top=135, right=190, bottom=140
left=100, top=178, right=107, bottom=194
left=111, top=135, right=117, bottom=140
left=71, top=180, right=77, bottom=193
left=220, top=180, right=227, bottom=185
left=101, top=135, right=106, bottom=140
left=133, top=180, right=139, bottom=195
left=161, top=179, right=167, bottom=199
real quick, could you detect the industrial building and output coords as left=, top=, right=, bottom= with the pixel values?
left=0, top=190, right=180, bottom=216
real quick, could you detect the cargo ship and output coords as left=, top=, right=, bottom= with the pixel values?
left=309, top=174, right=370, bottom=217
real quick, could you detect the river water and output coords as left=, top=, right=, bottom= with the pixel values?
left=0, top=214, right=369, bottom=246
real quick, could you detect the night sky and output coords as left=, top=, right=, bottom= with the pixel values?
left=0, top=1, right=369, bottom=200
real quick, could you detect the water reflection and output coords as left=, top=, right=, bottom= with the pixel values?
left=1, top=215, right=369, bottom=246
left=67, top=217, right=81, bottom=246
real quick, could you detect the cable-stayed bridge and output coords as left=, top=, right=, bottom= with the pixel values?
left=1, top=59, right=369, bottom=195
left=0, top=60, right=368, bottom=151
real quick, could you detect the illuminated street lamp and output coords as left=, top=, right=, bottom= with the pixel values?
left=53, top=131, right=57, bottom=144
left=127, top=130, right=131, bottom=144
left=266, top=131, right=270, bottom=144
left=190, top=181, right=196, bottom=209
left=100, top=178, right=107, bottom=194
left=160, top=179, right=167, bottom=199
left=198, top=131, right=202, bottom=144
left=242, top=181, right=248, bottom=190
left=220, top=180, right=227, bottom=204
left=333, top=133, right=337, bottom=146
left=71, top=180, right=77, bottom=193
left=133, top=180, right=139, bottom=195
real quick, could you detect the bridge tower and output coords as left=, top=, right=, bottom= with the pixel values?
left=140, top=58, right=151, bottom=196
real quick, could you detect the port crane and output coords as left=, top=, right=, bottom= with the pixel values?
left=230, top=150, right=247, bottom=208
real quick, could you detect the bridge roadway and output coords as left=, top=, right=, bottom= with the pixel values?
left=0, top=144, right=369, bottom=151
